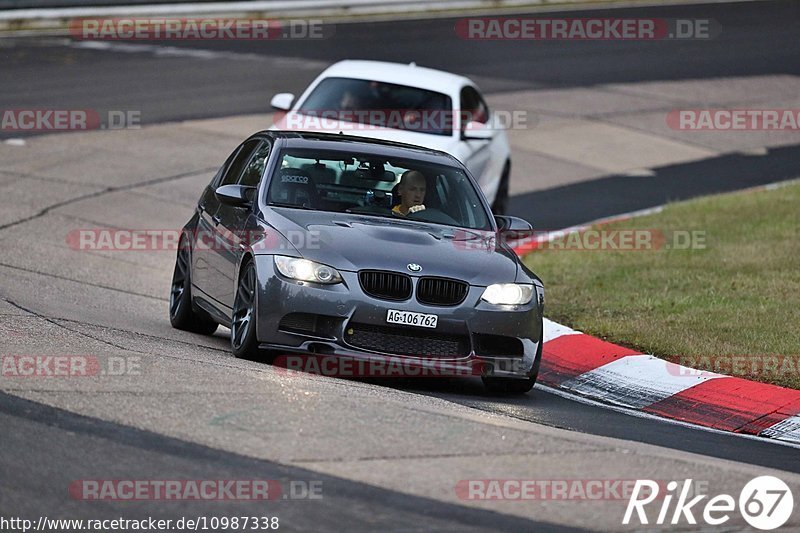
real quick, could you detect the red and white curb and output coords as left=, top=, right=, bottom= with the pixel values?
left=538, top=318, right=800, bottom=445
left=512, top=178, right=800, bottom=445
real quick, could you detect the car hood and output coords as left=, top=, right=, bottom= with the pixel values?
left=267, top=208, right=518, bottom=286
left=272, top=112, right=459, bottom=155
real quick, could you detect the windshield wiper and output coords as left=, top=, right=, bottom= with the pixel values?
left=268, top=202, right=314, bottom=210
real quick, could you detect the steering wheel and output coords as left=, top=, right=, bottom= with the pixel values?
left=406, top=207, right=459, bottom=226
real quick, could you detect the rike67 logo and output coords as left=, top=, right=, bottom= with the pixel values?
left=623, top=476, right=794, bottom=529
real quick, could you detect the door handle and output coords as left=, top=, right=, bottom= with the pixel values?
left=212, top=215, right=221, bottom=225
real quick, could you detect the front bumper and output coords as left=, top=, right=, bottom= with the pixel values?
left=253, top=255, right=542, bottom=379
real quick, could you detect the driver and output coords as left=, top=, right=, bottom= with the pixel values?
left=392, top=170, right=426, bottom=216
left=339, top=89, right=362, bottom=112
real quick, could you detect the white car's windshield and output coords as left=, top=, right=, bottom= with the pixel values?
left=297, top=77, right=454, bottom=136
left=267, top=148, right=492, bottom=230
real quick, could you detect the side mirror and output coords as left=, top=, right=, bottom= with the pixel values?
left=495, top=215, right=532, bottom=232
left=216, top=184, right=256, bottom=208
left=495, top=215, right=534, bottom=244
left=462, top=121, right=493, bottom=141
left=270, top=93, right=295, bottom=111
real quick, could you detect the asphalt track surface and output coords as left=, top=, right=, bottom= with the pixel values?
left=1, top=1, right=800, bottom=530
left=0, top=393, right=569, bottom=532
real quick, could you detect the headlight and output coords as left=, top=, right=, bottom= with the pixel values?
left=274, top=256, right=342, bottom=284
left=481, top=283, right=533, bottom=305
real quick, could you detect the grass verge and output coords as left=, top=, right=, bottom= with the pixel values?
left=524, top=181, right=800, bottom=389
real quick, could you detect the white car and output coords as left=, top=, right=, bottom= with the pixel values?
left=269, top=60, right=512, bottom=213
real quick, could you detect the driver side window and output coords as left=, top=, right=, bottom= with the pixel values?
left=239, top=142, right=272, bottom=187
left=219, top=139, right=261, bottom=186
left=459, top=86, right=490, bottom=128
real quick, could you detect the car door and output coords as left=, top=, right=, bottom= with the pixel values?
left=191, top=147, right=240, bottom=302
left=197, top=139, right=262, bottom=307
left=458, top=86, right=494, bottom=188
left=206, top=139, right=272, bottom=310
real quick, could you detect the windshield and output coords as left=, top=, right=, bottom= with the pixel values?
left=266, top=148, right=492, bottom=230
left=297, top=77, right=454, bottom=136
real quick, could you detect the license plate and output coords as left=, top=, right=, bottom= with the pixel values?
left=386, top=309, right=438, bottom=329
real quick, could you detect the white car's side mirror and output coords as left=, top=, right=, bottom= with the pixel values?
left=462, top=120, right=493, bottom=141
left=270, top=93, right=295, bottom=111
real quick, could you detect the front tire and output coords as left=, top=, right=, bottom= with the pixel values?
left=231, top=260, right=261, bottom=359
left=169, top=243, right=218, bottom=335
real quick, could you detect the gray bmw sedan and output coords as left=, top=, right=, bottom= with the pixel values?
left=170, top=131, right=544, bottom=393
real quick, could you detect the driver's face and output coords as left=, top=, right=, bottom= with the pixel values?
left=340, top=91, right=360, bottom=111
left=400, top=178, right=426, bottom=208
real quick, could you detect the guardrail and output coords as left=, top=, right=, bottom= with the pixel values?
left=0, top=0, right=215, bottom=9
left=0, top=0, right=564, bottom=33
left=0, top=0, right=558, bottom=17
left=0, top=0, right=701, bottom=31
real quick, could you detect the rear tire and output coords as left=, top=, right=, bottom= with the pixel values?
left=169, top=242, right=218, bottom=335
left=491, top=161, right=510, bottom=215
left=482, top=318, right=543, bottom=395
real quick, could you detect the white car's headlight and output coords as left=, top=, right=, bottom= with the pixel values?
left=274, top=256, right=342, bottom=284
left=481, top=284, right=534, bottom=305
